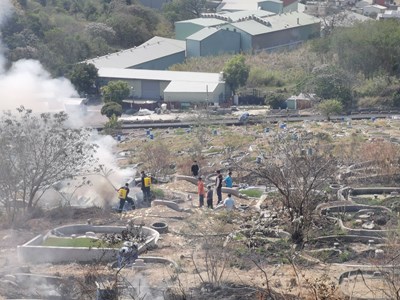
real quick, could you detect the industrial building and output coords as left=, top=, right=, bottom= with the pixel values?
left=177, top=11, right=320, bottom=54
left=175, top=10, right=275, bottom=40
left=222, top=12, right=321, bottom=51
left=85, top=5, right=320, bottom=107
left=186, top=27, right=241, bottom=57
left=84, top=36, right=185, bottom=70
left=98, top=68, right=226, bottom=107
left=217, top=0, right=298, bottom=14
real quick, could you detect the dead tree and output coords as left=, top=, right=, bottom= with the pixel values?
left=0, top=107, right=97, bottom=222
left=253, top=132, right=337, bottom=244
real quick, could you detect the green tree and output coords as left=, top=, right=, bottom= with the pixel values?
left=43, top=28, right=92, bottom=75
left=223, top=54, right=250, bottom=94
left=318, top=99, right=343, bottom=121
left=329, top=20, right=400, bottom=78
left=265, top=93, right=288, bottom=109
left=103, top=114, right=122, bottom=135
left=101, top=101, right=122, bottom=118
left=69, top=63, right=98, bottom=96
left=163, top=0, right=206, bottom=23
left=302, top=65, right=353, bottom=108
left=101, top=80, right=130, bottom=104
left=107, top=14, right=151, bottom=48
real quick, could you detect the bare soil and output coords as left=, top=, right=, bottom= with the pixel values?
left=2, top=118, right=400, bottom=299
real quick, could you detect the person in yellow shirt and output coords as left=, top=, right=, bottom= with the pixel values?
left=117, top=183, right=135, bottom=213
left=141, top=171, right=151, bottom=202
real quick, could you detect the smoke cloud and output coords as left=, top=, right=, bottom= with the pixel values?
left=0, top=59, right=78, bottom=111
left=0, top=0, right=79, bottom=113
left=0, top=1, right=135, bottom=208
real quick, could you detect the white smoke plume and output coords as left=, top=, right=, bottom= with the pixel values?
left=0, top=1, right=134, bottom=208
left=0, top=1, right=79, bottom=113
left=0, top=59, right=78, bottom=111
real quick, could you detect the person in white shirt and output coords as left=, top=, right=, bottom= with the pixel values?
left=223, top=193, right=235, bottom=210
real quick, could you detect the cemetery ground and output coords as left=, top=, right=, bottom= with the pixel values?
left=1, top=114, right=400, bottom=299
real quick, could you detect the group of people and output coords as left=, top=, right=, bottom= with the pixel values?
left=116, top=171, right=152, bottom=213
left=193, top=161, right=235, bottom=210
left=116, top=162, right=235, bottom=212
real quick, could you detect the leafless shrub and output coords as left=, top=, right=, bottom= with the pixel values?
left=139, top=140, right=173, bottom=179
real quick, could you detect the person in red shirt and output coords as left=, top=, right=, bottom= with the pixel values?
left=197, top=177, right=205, bottom=207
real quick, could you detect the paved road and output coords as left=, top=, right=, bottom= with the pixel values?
left=95, top=113, right=399, bottom=131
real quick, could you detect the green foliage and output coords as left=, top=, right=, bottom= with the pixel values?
left=101, top=80, right=130, bottom=104
left=223, top=54, right=250, bottom=93
left=302, top=65, right=353, bottom=108
left=392, top=89, right=400, bottom=107
left=101, top=102, right=122, bottom=118
left=215, top=210, right=239, bottom=224
left=163, top=0, right=206, bottom=23
left=356, top=76, right=391, bottom=97
left=240, top=189, right=263, bottom=198
left=247, top=68, right=285, bottom=87
left=0, top=1, right=172, bottom=75
left=309, top=37, right=332, bottom=63
left=107, top=13, right=151, bottom=48
left=318, top=99, right=343, bottom=120
left=103, top=114, right=122, bottom=134
left=327, top=20, right=400, bottom=78
left=42, top=237, right=120, bottom=248
left=68, top=63, right=98, bottom=96
left=265, top=92, right=288, bottom=109
left=151, top=188, right=165, bottom=199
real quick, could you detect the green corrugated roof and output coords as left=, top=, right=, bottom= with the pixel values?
left=83, top=36, right=185, bottom=69
left=213, top=10, right=275, bottom=21
left=175, top=18, right=227, bottom=27
left=186, top=27, right=220, bottom=41
left=228, top=12, right=320, bottom=35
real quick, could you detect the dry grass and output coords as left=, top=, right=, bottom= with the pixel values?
left=169, top=44, right=321, bottom=93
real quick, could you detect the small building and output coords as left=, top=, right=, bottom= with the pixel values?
left=97, top=68, right=226, bottom=106
left=84, top=36, right=185, bottom=70
left=374, top=0, right=391, bottom=7
left=286, top=93, right=315, bottom=109
left=363, top=4, right=386, bottom=16
left=186, top=27, right=241, bottom=57
left=163, top=80, right=225, bottom=106
left=304, top=2, right=328, bottom=16
left=355, top=0, right=373, bottom=9
left=378, top=9, right=400, bottom=19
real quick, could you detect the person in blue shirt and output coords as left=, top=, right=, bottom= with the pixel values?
left=224, top=171, right=233, bottom=188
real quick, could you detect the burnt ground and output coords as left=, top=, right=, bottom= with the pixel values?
left=0, top=194, right=347, bottom=300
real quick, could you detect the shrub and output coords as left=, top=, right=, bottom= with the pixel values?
left=151, top=188, right=165, bottom=199
left=247, top=68, right=285, bottom=87
left=101, top=102, right=122, bottom=118
left=240, top=189, right=263, bottom=198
